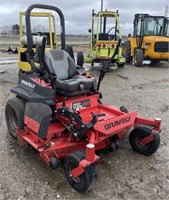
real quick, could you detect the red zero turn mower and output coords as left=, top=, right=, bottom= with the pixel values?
left=5, top=4, right=161, bottom=193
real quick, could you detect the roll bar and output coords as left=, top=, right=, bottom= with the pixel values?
left=25, top=4, right=65, bottom=58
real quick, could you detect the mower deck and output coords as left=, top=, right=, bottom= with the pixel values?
left=17, top=94, right=161, bottom=168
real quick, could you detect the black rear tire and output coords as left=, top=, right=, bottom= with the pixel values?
left=77, top=52, right=84, bottom=68
left=134, top=48, right=144, bottom=67
left=64, top=150, right=98, bottom=193
left=129, top=126, right=160, bottom=156
left=5, top=97, right=25, bottom=138
left=122, top=40, right=132, bottom=63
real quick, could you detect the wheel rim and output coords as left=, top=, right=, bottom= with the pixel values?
left=9, top=107, right=18, bottom=132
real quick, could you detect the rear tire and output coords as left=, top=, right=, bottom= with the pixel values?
left=77, top=52, right=84, bottom=68
left=129, top=126, right=160, bottom=156
left=122, top=40, right=132, bottom=63
left=5, top=97, right=25, bottom=138
left=64, top=150, right=98, bottom=193
left=134, top=48, right=144, bottom=67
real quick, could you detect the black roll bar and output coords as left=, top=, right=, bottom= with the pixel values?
left=25, top=4, right=65, bottom=58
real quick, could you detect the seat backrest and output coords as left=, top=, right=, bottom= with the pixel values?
left=44, top=50, right=77, bottom=80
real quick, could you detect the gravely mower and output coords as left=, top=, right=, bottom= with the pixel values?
left=5, top=4, right=161, bottom=193
left=77, top=9, right=125, bottom=68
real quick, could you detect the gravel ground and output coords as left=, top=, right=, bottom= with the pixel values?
left=0, top=52, right=169, bottom=200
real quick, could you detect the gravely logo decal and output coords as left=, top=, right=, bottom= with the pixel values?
left=104, top=116, right=131, bottom=130
left=21, top=80, right=36, bottom=89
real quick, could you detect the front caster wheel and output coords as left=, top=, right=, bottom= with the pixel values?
left=129, top=126, right=160, bottom=156
left=63, top=150, right=98, bottom=193
left=50, top=157, right=59, bottom=170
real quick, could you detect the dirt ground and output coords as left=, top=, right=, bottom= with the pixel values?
left=0, top=51, right=169, bottom=200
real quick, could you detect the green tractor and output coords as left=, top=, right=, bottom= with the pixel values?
left=77, top=9, right=125, bottom=68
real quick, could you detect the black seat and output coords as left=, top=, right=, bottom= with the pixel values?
left=44, top=49, right=96, bottom=96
